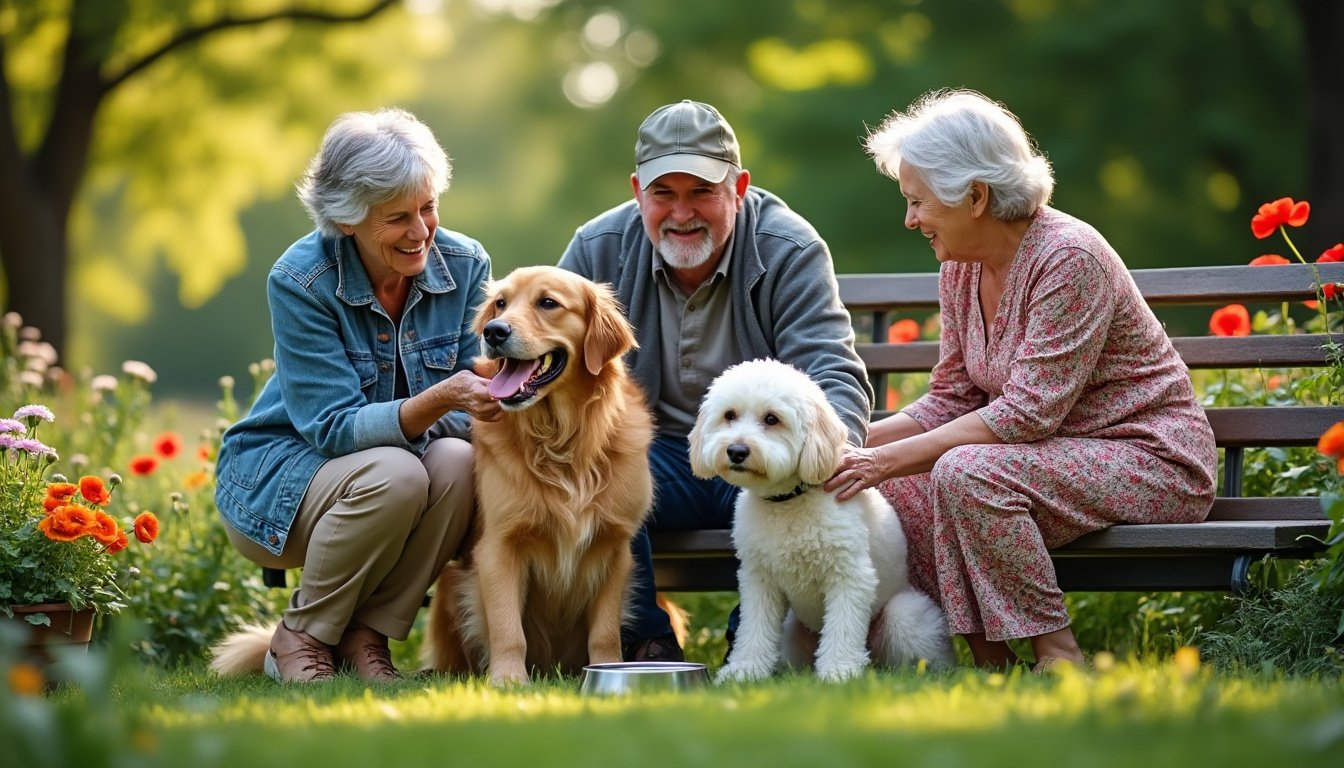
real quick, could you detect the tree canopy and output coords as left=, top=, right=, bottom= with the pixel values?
left=1, top=0, right=1338, bottom=398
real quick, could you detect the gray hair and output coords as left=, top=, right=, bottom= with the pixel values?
left=864, top=89, right=1053, bottom=220
left=297, top=108, right=452, bottom=238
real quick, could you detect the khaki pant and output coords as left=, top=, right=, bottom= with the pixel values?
left=225, top=439, right=474, bottom=645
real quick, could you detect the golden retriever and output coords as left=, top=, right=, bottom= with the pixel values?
left=422, top=265, right=654, bottom=686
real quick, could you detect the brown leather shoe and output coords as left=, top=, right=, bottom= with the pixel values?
left=265, top=621, right=336, bottom=683
left=336, top=625, right=402, bottom=684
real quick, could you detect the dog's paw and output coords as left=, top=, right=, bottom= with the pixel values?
left=814, top=654, right=869, bottom=682
left=487, top=663, right=530, bottom=688
left=715, top=660, right=773, bottom=684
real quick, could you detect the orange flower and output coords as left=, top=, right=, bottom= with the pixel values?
left=1320, top=421, right=1344, bottom=459
left=88, top=511, right=122, bottom=546
left=45, top=481, right=77, bottom=501
left=78, top=475, right=111, bottom=506
left=1265, top=374, right=1283, bottom=391
left=1251, top=197, right=1310, bottom=239
left=39, top=504, right=94, bottom=542
left=133, top=512, right=160, bottom=544
left=129, top=454, right=158, bottom=476
left=196, top=444, right=213, bottom=462
left=107, top=529, right=130, bottom=554
left=1209, top=304, right=1251, bottom=337
left=886, top=318, right=921, bottom=344
left=183, top=469, right=210, bottom=490
left=1249, top=254, right=1290, bottom=266
left=1319, top=243, right=1344, bottom=264
left=885, top=388, right=901, bottom=410
left=153, top=432, right=182, bottom=459
left=8, top=663, right=44, bottom=697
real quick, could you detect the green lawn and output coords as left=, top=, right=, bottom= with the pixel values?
left=10, top=649, right=1344, bottom=768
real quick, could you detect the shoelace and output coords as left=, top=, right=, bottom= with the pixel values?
left=297, top=646, right=336, bottom=675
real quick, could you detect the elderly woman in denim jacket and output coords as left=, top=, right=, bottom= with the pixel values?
left=215, top=108, right=501, bottom=683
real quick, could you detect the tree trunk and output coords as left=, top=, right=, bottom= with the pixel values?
left=1294, top=0, right=1344, bottom=258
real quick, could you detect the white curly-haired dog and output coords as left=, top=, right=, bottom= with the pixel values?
left=690, top=359, right=953, bottom=682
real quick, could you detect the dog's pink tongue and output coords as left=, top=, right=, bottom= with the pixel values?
left=487, top=358, right=540, bottom=399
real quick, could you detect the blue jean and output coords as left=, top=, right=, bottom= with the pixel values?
left=624, top=434, right=742, bottom=645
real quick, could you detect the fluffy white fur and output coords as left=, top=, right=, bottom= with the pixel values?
left=689, top=359, right=953, bottom=682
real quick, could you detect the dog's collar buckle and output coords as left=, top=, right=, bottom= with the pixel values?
left=763, top=483, right=812, bottom=503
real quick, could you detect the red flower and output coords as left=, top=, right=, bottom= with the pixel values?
left=885, top=389, right=901, bottom=410
left=78, top=475, right=111, bottom=506
left=133, top=512, right=160, bottom=544
left=1324, top=283, right=1341, bottom=301
left=153, top=432, right=182, bottom=459
left=88, top=511, right=121, bottom=546
left=1320, top=421, right=1344, bottom=459
left=129, top=454, right=158, bottom=476
left=1251, top=197, right=1310, bottom=239
left=107, top=530, right=130, bottom=554
left=1318, top=243, right=1344, bottom=264
left=1249, top=254, right=1290, bottom=266
left=1209, top=304, right=1251, bottom=337
left=197, top=444, right=213, bottom=462
left=886, top=318, right=921, bottom=344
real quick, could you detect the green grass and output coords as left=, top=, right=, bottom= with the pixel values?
left=10, top=650, right=1344, bottom=768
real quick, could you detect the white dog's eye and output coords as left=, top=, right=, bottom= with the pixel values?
left=763, top=412, right=780, bottom=426
left=723, top=409, right=737, bottom=423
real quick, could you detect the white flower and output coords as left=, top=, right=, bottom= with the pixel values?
left=121, top=360, right=158, bottom=384
left=91, top=375, right=119, bottom=393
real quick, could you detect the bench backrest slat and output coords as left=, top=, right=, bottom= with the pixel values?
left=859, top=334, right=1341, bottom=373
left=839, top=263, right=1344, bottom=308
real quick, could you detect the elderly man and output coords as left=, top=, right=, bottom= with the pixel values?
left=559, top=100, right=871, bottom=661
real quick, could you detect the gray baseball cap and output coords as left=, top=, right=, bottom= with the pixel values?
left=635, top=100, right=741, bottom=190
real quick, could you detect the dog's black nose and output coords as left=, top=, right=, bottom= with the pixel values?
left=482, top=319, right=512, bottom=347
left=726, top=444, right=750, bottom=465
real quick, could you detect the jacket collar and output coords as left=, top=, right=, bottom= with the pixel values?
left=332, top=234, right=456, bottom=306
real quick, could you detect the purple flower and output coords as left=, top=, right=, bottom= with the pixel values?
left=13, top=404, right=55, bottom=422
left=0, top=418, right=25, bottom=434
left=15, top=438, right=55, bottom=457
left=0, top=434, right=15, bottom=450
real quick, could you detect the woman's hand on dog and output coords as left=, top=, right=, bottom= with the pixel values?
left=825, top=445, right=890, bottom=501
left=435, top=370, right=504, bottom=422
left=400, top=371, right=503, bottom=438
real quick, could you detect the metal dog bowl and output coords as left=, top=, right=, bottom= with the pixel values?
left=579, top=661, right=709, bottom=696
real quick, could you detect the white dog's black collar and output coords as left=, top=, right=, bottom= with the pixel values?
left=764, top=483, right=813, bottom=503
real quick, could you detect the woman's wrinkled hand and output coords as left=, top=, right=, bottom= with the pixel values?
left=824, top=445, right=889, bottom=502
left=438, top=370, right=504, bottom=422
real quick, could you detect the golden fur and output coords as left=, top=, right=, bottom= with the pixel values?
left=423, top=266, right=654, bottom=686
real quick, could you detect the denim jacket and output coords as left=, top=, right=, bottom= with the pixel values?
left=216, top=228, right=491, bottom=555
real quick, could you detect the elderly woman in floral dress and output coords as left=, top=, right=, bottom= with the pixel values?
left=826, top=89, right=1217, bottom=671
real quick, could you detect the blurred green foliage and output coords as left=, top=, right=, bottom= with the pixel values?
left=29, top=0, right=1329, bottom=400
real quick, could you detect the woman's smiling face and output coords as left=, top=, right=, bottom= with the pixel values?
left=897, top=160, right=976, bottom=264
left=342, top=189, right=439, bottom=282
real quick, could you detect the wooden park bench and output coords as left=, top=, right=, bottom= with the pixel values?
left=264, top=261, right=1344, bottom=598
left=648, top=262, right=1344, bottom=596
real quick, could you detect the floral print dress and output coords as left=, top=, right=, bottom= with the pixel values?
left=879, top=206, right=1217, bottom=641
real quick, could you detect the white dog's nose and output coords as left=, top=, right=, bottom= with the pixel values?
left=726, top=444, right=750, bottom=465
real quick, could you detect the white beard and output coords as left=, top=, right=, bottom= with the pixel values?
left=657, top=221, right=715, bottom=270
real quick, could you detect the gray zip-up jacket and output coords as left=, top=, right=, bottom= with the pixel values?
left=558, top=186, right=872, bottom=445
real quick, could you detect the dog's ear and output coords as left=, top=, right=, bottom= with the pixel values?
left=797, top=395, right=847, bottom=485
left=583, top=282, right=637, bottom=376
left=472, top=279, right=500, bottom=336
left=687, top=406, right=715, bottom=479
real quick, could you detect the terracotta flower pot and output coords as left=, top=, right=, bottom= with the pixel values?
left=4, top=602, right=96, bottom=667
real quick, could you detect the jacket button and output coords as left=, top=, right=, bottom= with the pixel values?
left=267, top=534, right=279, bottom=545
left=377, top=333, right=390, bottom=342
left=405, top=330, right=417, bottom=340
left=379, top=362, right=391, bottom=371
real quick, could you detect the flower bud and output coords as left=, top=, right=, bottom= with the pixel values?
left=128, top=566, right=141, bottom=580
left=108, top=473, right=123, bottom=488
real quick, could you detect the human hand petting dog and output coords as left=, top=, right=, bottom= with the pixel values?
left=437, top=369, right=504, bottom=422
left=824, top=445, right=892, bottom=501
